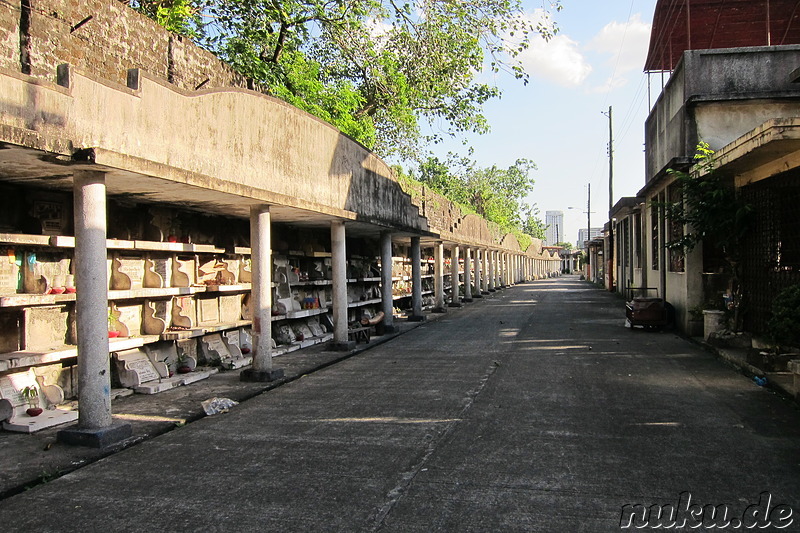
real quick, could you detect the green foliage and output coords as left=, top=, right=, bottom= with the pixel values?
left=767, top=285, right=800, bottom=348
left=411, top=154, right=543, bottom=244
left=661, top=142, right=753, bottom=259
left=130, top=0, right=203, bottom=39
left=555, top=241, right=573, bottom=251
left=131, top=0, right=561, bottom=158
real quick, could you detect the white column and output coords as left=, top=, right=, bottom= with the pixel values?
left=482, top=249, right=489, bottom=293
left=241, top=205, right=283, bottom=381
left=488, top=250, right=496, bottom=291
left=330, top=221, right=352, bottom=350
left=473, top=248, right=483, bottom=298
left=74, top=171, right=112, bottom=429
left=380, top=231, right=396, bottom=333
left=409, top=237, right=425, bottom=320
left=58, top=171, right=131, bottom=447
left=462, top=247, right=472, bottom=302
left=433, top=241, right=446, bottom=312
left=449, top=244, right=462, bottom=307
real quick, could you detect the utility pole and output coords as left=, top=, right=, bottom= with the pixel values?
left=605, top=105, right=614, bottom=212
left=586, top=183, right=591, bottom=274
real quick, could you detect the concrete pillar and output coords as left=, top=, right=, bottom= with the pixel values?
left=241, top=205, right=283, bottom=382
left=488, top=251, right=496, bottom=291
left=449, top=244, right=462, bottom=307
left=330, top=221, right=354, bottom=350
left=433, top=241, right=446, bottom=313
left=481, top=249, right=490, bottom=293
left=58, top=171, right=131, bottom=448
left=473, top=248, right=483, bottom=298
left=409, top=236, right=425, bottom=321
left=463, top=247, right=473, bottom=302
left=380, top=231, right=396, bottom=333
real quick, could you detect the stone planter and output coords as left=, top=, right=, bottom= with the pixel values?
left=703, top=310, right=726, bottom=340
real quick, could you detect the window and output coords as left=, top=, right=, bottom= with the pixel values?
left=667, top=183, right=685, bottom=272
left=650, top=200, right=659, bottom=271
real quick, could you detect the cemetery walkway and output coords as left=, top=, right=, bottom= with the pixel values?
left=1, top=277, right=800, bottom=531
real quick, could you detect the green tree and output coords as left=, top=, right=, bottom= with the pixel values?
left=130, top=0, right=561, bottom=158
left=662, top=142, right=753, bottom=329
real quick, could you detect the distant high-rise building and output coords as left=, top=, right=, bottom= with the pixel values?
left=544, top=210, right=564, bottom=245
left=578, top=227, right=603, bottom=248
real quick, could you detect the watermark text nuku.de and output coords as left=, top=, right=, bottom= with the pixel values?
left=620, top=491, right=794, bottom=529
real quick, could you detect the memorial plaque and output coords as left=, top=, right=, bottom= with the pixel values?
left=115, top=349, right=160, bottom=388
left=112, top=255, right=145, bottom=290
left=172, top=297, right=195, bottom=328
left=144, top=256, right=171, bottom=288
left=219, top=295, right=240, bottom=323
left=117, top=304, right=142, bottom=337
left=197, top=297, right=219, bottom=326
left=201, top=333, right=231, bottom=364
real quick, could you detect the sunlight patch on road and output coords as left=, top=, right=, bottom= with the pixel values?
left=499, top=328, right=520, bottom=337
left=114, top=413, right=188, bottom=424
left=315, top=417, right=461, bottom=424
left=630, top=422, right=682, bottom=427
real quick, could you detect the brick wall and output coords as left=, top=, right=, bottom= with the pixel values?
left=1, top=0, right=244, bottom=90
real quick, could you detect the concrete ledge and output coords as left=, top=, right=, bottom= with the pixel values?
left=240, top=368, right=285, bottom=382
left=57, top=421, right=132, bottom=448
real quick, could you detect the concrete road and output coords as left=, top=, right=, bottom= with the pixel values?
left=1, top=276, right=799, bottom=532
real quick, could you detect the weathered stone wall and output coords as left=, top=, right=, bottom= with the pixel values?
left=1, top=0, right=244, bottom=90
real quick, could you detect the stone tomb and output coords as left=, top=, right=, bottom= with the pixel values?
left=0, top=368, right=77, bottom=433
left=200, top=332, right=250, bottom=369
left=221, top=329, right=252, bottom=369
left=114, top=347, right=216, bottom=394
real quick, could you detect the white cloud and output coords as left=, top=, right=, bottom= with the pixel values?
left=518, top=33, right=593, bottom=87
left=587, top=13, right=651, bottom=75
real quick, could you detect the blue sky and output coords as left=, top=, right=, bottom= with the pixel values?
left=428, top=0, right=659, bottom=246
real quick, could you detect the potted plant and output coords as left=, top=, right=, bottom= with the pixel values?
left=176, top=351, right=192, bottom=374
left=21, top=386, right=42, bottom=417
left=108, top=309, right=120, bottom=338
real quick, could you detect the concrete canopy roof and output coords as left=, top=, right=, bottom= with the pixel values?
left=645, top=0, right=800, bottom=72
left=701, top=117, right=800, bottom=186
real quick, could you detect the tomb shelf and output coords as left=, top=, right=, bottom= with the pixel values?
left=0, top=233, right=52, bottom=246
left=273, top=332, right=333, bottom=356
left=0, top=293, right=76, bottom=308
left=108, top=287, right=205, bottom=300
left=0, top=336, right=154, bottom=372
left=394, top=290, right=434, bottom=300
left=160, top=320, right=252, bottom=341
left=289, top=280, right=333, bottom=286
left=347, top=277, right=381, bottom=283
left=347, top=298, right=382, bottom=308
left=421, top=274, right=435, bottom=279
left=1, top=285, right=253, bottom=307
left=202, top=283, right=252, bottom=293
left=1, top=234, right=233, bottom=254
left=271, top=307, right=330, bottom=321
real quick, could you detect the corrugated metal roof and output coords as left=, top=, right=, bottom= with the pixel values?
left=645, top=0, right=800, bottom=71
